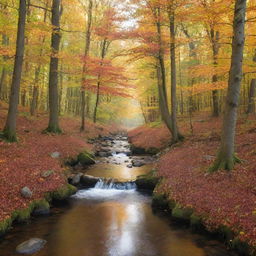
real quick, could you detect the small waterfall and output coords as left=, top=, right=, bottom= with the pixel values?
left=94, top=178, right=136, bottom=190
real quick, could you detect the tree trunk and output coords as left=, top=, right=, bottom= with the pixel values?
left=3, top=0, right=26, bottom=142
left=45, top=0, right=62, bottom=133
left=0, top=67, right=7, bottom=98
left=93, top=39, right=108, bottom=123
left=209, top=0, right=247, bottom=172
left=169, top=11, right=182, bottom=142
left=30, top=67, right=40, bottom=116
left=247, top=79, right=256, bottom=114
left=80, top=0, right=93, bottom=131
left=211, top=29, right=220, bottom=117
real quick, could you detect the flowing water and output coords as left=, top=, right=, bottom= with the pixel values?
left=0, top=136, right=237, bottom=256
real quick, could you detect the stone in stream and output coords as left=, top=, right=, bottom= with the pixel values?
left=80, top=175, right=100, bottom=187
left=21, top=187, right=33, bottom=198
left=98, top=152, right=112, bottom=157
left=127, top=164, right=133, bottom=168
left=16, top=238, right=46, bottom=254
left=71, top=173, right=83, bottom=186
left=77, top=152, right=96, bottom=166
left=132, top=160, right=145, bottom=167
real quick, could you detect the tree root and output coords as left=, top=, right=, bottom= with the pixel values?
left=208, top=153, right=241, bottom=173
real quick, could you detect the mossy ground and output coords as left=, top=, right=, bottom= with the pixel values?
left=0, top=184, right=77, bottom=236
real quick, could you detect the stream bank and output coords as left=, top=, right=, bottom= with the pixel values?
left=0, top=133, right=244, bottom=256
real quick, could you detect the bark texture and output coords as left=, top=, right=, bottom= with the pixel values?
left=46, top=0, right=62, bottom=133
left=209, top=0, right=247, bottom=172
left=3, top=0, right=26, bottom=142
left=80, top=0, right=93, bottom=131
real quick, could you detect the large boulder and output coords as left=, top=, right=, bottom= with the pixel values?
left=80, top=175, right=100, bottom=188
left=77, top=151, right=95, bottom=166
left=21, top=187, right=33, bottom=199
left=16, top=238, right=46, bottom=254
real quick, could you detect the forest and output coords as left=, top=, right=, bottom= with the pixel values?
left=0, top=0, right=256, bottom=255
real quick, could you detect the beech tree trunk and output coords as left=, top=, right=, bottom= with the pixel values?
left=80, top=0, right=93, bottom=131
left=93, top=39, right=108, bottom=123
left=209, top=0, right=247, bottom=172
left=46, top=0, right=62, bottom=133
left=3, top=0, right=26, bottom=142
left=169, top=11, right=182, bottom=142
left=247, top=79, right=256, bottom=114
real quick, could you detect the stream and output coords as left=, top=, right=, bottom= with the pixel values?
left=0, top=135, right=237, bottom=256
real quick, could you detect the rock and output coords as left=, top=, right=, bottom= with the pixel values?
left=132, top=160, right=145, bottom=167
left=21, top=187, right=32, bottom=198
left=203, top=155, right=215, bottom=161
left=130, top=145, right=147, bottom=155
left=127, top=164, right=133, bottom=168
left=71, top=173, right=83, bottom=186
left=77, top=151, right=96, bottom=166
left=98, top=152, right=112, bottom=157
left=135, top=170, right=160, bottom=191
left=80, top=175, right=100, bottom=188
left=33, top=201, right=50, bottom=216
left=16, top=238, right=46, bottom=254
left=41, top=170, right=54, bottom=178
left=51, top=152, right=61, bottom=158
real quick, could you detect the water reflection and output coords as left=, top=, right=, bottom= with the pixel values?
left=0, top=189, right=236, bottom=256
left=86, top=163, right=152, bottom=181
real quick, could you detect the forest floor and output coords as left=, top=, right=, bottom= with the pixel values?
left=0, top=102, right=115, bottom=225
left=128, top=113, right=256, bottom=248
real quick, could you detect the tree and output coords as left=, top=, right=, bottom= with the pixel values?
left=2, top=0, right=26, bottom=142
left=45, top=0, right=62, bottom=133
left=247, top=50, right=256, bottom=114
left=80, top=0, right=93, bottom=131
left=209, top=0, right=247, bottom=172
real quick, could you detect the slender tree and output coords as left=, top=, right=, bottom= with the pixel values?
left=2, top=0, right=26, bottom=142
left=45, top=0, right=62, bottom=133
left=209, top=0, right=247, bottom=172
left=247, top=50, right=256, bottom=114
left=80, top=0, right=93, bottom=131
left=168, top=2, right=182, bottom=142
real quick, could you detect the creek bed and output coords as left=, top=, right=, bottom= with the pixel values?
left=0, top=136, right=237, bottom=256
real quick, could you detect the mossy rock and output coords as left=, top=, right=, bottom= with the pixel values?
left=231, top=238, right=250, bottom=256
left=50, top=184, right=77, bottom=201
left=77, top=151, right=95, bottom=166
left=172, top=205, right=193, bottom=221
left=216, top=225, right=234, bottom=241
left=190, top=213, right=204, bottom=231
left=12, top=208, right=32, bottom=223
left=32, top=199, right=50, bottom=215
left=152, top=193, right=170, bottom=210
left=130, top=145, right=147, bottom=155
left=146, top=147, right=160, bottom=155
left=136, top=170, right=160, bottom=191
left=0, top=217, right=12, bottom=236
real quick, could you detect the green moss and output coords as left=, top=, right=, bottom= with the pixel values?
left=190, top=214, right=203, bottom=231
left=77, top=150, right=95, bottom=166
left=217, top=225, right=234, bottom=241
left=136, top=170, right=160, bottom=191
left=172, top=205, right=193, bottom=221
left=231, top=238, right=250, bottom=255
left=152, top=193, right=170, bottom=210
left=50, top=184, right=77, bottom=200
left=12, top=207, right=32, bottom=222
left=0, top=217, right=12, bottom=236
